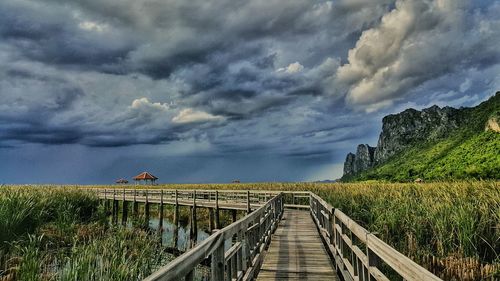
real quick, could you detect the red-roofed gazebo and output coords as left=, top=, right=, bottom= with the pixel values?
left=133, top=172, right=158, bottom=185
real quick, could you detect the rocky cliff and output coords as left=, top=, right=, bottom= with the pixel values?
left=343, top=104, right=464, bottom=176
left=374, top=105, right=463, bottom=164
left=343, top=144, right=375, bottom=176
left=341, top=91, right=500, bottom=180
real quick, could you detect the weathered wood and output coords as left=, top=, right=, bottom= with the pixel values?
left=133, top=189, right=139, bottom=218
left=256, top=210, right=338, bottom=281
left=190, top=191, right=198, bottom=249
left=215, top=190, right=220, bottom=229
left=232, top=209, right=237, bottom=223
left=121, top=201, right=128, bottom=225
left=143, top=193, right=284, bottom=281
left=209, top=208, right=215, bottom=232
left=212, top=241, right=225, bottom=281
left=247, top=190, right=251, bottom=214
left=310, top=193, right=442, bottom=281
left=158, top=190, right=164, bottom=229
left=104, top=199, right=110, bottom=216
left=144, top=192, right=150, bottom=227
left=172, top=190, right=179, bottom=248
left=112, top=200, right=118, bottom=224
left=144, top=232, right=223, bottom=281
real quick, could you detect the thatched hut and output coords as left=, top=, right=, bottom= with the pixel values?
left=133, top=172, right=158, bottom=185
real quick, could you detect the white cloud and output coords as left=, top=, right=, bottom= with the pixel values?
left=130, top=97, right=170, bottom=111
left=335, top=0, right=500, bottom=111
left=277, top=62, right=304, bottom=74
left=78, top=21, right=109, bottom=32
left=172, top=108, right=224, bottom=124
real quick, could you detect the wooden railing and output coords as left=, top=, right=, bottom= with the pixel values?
left=310, top=193, right=442, bottom=281
left=143, top=192, right=284, bottom=281
left=91, top=188, right=308, bottom=210
left=95, top=189, right=275, bottom=210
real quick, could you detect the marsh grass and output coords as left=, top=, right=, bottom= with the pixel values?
left=0, top=186, right=173, bottom=281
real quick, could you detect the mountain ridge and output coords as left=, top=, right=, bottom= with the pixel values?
left=342, top=91, right=500, bottom=181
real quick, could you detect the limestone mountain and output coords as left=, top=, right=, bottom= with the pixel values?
left=343, top=91, right=500, bottom=181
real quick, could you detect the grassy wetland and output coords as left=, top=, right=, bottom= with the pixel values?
left=1, top=181, right=499, bottom=280
left=0, top=187, right=173, bottom=281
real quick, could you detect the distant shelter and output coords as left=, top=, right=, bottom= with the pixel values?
left=133, top=172, right=158, bottom=185
left=115, top=178, right=129, bottom=184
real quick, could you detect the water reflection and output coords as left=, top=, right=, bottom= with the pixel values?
left=148, top=218, right=210, bottom=251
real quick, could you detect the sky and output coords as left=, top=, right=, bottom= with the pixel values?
left=0, top=0, right=499, bottom=184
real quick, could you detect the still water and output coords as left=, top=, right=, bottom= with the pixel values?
left=148, top=218, right=211, bottom=251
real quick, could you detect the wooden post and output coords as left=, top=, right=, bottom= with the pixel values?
left=144, top=191, right=150, bottom=228
left=211, top=243, right=225, bottom=281
left=103, top=188, right=108, bottom=214
left=366, top=237, right=380, bottom=281
left=174, top=190, right=179, bottom=225
left=232, top=209, right=237, bottom=223
left=309, top=193, right=313, bottom=216
left=190, top=190, right=197, bottom=248
left=111, top=189, right=116, bottom=222
left=246, top=190, right=251, bottom=214
left=112, top=189, right=118, bottom=224
left=104, top=189, right=110, bottom=216
left=215, top=191, right=220, bottom=229
left=237, top=230, right=244, bottom=272
left=122, top=201, right=128, bottom=226
left=105, top=199, right=110, bottom=216
left=158, top=190, right=164, bottom=230
left=209, top=208, right=215, bottom=232
left=227, top=257, right=233, bottom=281
left=113, top=200, right=119, bottom=224
left=173, top=190, right=179, bottom=248
left=133, top=189, right=139, bottom=218
left=121, top=189, right=127, bottom=225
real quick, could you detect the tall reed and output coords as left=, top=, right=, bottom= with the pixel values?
left=0, top=186, right=173, bottom=281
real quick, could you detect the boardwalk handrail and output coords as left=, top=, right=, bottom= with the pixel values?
left=309, top=192, right=442, bottom=281
left=92, top=188, right=280, bottom=211
left=144, top=192, right=284, bottom=281
left=91, top=188, right=307, bottom=210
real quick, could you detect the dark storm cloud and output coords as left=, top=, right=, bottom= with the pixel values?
left=0, top=0, right=499, bottom=183
left=0, top=2, right=135, bottom=70
left=0, top=125, right=82, bottom=145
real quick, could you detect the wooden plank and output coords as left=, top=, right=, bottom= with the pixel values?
left=256, top=210, right=339, bottom=281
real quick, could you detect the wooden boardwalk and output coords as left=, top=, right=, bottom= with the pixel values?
left=92, top=189, right=442, bottom=281
left=256, top=210, right=338, bottom=281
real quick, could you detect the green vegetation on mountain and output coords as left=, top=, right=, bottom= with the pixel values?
left=343, top=92, right=500, bottom=182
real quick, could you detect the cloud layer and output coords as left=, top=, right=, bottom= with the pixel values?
left=0, top=0, right=499, bottom=182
